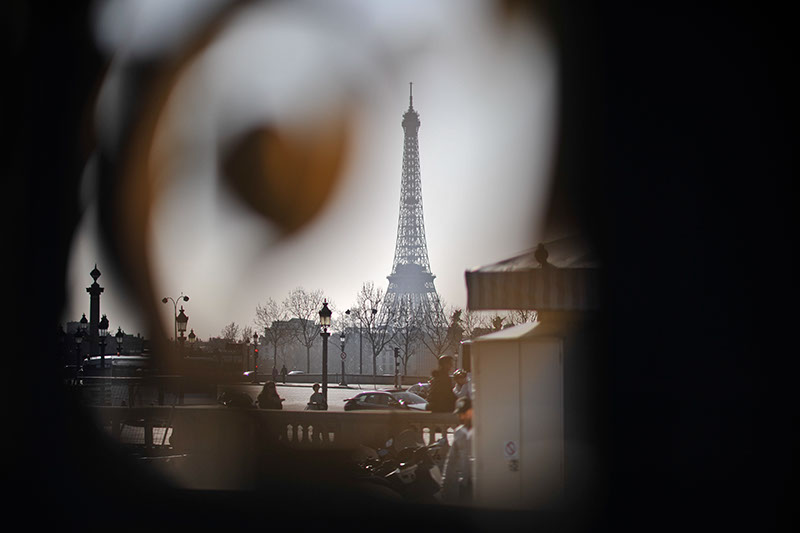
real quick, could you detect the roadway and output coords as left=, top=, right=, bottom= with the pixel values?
left=217, top=382, right=390, bottom=411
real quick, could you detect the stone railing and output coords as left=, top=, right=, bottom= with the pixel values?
left=92, top=405, right=459, bottom=451
left=89, top=405, right=457, bottom=490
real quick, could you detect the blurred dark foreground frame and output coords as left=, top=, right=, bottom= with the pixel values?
left=15, top=0, right=794, bottom=531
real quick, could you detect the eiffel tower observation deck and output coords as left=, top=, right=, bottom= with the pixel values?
left=384, top=84, right=443, bottom=320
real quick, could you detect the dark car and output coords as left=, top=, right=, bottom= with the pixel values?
left=344, top=390, right=428, bottom=411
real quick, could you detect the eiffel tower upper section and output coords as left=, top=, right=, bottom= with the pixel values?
left=385, top=84, right=441, bottom=317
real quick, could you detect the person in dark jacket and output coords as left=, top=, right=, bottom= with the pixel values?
left=280, top=364, right=288, bottom=384
left=426, top=354, right=456, bottom=413
left=305, top=383, right=327, bottom=410
left=257, top=381, right=284, bottom=409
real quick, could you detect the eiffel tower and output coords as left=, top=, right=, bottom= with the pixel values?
left=384, top=83, right=443, bottom=322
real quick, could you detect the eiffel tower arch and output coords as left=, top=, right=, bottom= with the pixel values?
left=384, top=84, right=445, bottom=345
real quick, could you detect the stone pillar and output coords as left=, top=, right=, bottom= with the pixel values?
left=86, top=265, right=104, bottom=356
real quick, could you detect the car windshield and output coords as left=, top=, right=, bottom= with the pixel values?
left=391, top=392, right=426, bottom=404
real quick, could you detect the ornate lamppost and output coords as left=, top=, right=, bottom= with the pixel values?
left=367, top=308, right=377, bottom=375
left=78, top=313, right=88, bottom=368
left=345, top=307, right=373, bottom=375
left=98, top=314, right=109, bottom=370
left=339, top=331, right=347, bottom=386
left=176, top=306, right=189, bottom=357
left=187, top=329, right=197, bottom=355
left=162, top=293, right=189, bottom=350
left=115, top=327, right=125, bottom=355
left=74, top=328, right=84, bottom=376
left=393, top=347, right=401, bottom=388
left=318, top=300, right=332, bottom=401
left=252, top=332, right=259, bottom=383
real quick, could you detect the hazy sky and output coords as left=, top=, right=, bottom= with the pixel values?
left=64, top=0, right=557, bottom=339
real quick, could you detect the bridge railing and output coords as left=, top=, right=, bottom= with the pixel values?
left=88, top=405, right=457, bottom=490
left=91, top=405, right=459, bottom=451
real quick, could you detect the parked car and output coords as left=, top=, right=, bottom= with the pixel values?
left=388, top=390, right=429, bottom=410
left=287, top=370, right=305, bottom=376
left=344, top=390, right=429, bottom=411
left=407, top=382, right=431, bottom=399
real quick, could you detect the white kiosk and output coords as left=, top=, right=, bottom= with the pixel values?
left=464, top=239, right=601, bottom=511
left=469, top=320, right=565, bottom=510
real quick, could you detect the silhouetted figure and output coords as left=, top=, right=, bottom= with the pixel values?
left=257, top=381, right=284, bottom=410
left=272, top=366, right=278, bottom=382
left=442, top=396, right=474, bottom=504
left=280, top=364, right=288, bottom=384
left=305, top=383, right=327, bottom=410
left=426, top=354, right=456, bottom=413
left=534, top=242, right=550, bottom=266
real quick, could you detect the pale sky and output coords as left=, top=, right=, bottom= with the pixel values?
left=64, top=0, right=558, bottom=340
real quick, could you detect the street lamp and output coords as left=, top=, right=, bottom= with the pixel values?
left=319, top=299, right=332, bottom=401
left=98, top=314, right=109, bottom=370
left=162, top=293, right=189, bottom=349
left=74, top=328, right=84, bottom=376
left=78, top=314, right=88, bottom=368
left=369, top=308, right=376, bottom=375
left=339, top=331, right=347, bottom=386
left=176, top=306, right=189, bottom=357
left=393, top=347, right=400, bottom=388
left=252, top=331, right=259, bottom=383
left=115, top=327, right=125, bottom=355
left=188, top=329, right=197, bottom=353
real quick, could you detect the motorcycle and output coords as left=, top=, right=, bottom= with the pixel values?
left=356, top=429, right=450, bottom=503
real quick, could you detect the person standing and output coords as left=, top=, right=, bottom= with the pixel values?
left=272, top=365, right=279, bottom=383
left=280, top=363, right=288, bottom=384
left=442, top=396, right=474, bottom=504
left=426, top=355, right=456, bottom=413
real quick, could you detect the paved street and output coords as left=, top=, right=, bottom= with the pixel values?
left=111, top=382, right=405, bottom=447
left=219, top=382, right=390, bottom=411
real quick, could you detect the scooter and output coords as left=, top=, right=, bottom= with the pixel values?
left=357, top=430, right=450, bottom=503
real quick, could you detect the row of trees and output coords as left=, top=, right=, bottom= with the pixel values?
left=216, top=284, right=537, bottom=377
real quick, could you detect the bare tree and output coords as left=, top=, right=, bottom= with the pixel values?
left=352, top=281, right=397, bottom=377
left=255, top=297, right=292, bottom=370
left=392, top=299, right=424, bottom=375
left=285, top=287, right=325, bottom=372
left=240, top=325, right=255, bottom=344
left=507, top=308, right=539, bottom=326
left=220, top=322, right=240, bottom=342
left=420, top=298, right=460, bottom=358
left=461, top=308, right=488, bottom=339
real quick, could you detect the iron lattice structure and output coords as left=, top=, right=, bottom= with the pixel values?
left=384, top=84, right=444, bottom=323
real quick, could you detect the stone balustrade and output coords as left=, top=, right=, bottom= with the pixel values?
left=92, top=405, right=459, bottom=452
